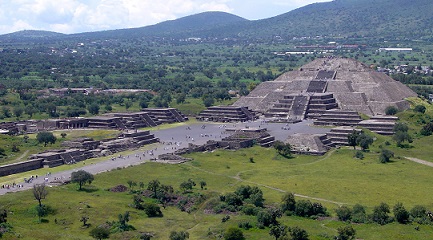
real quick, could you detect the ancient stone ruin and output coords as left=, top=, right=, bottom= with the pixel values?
left=233, top=57, right=416, bottom=118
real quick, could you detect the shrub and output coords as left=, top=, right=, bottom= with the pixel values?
left=393, top=202, right=409, bottom=224
left=351, top=204, right=367, bottom=223
left=379, top=149, right=394, bottom=163
left=371, top=202, right=392, bottom=225
left=295, top=200, right=313, bottom=217
left=336, top=206, right=352, bottom=222
left=414, top=105, right=426, bottom=113
left=354, top=151, right=364, bottom=159
left=143, top=203, right=163, bottom=217
left=224, top=227, right=245, bottom=240
left=336, top=225, right=356, bottom=240
left=281, top=192, right=296, bottom=213
left=89, top=226, right=110, bottom=239
left=238, top=221, right=252, bottom=230
left=385, top=106, right=398, bottom=115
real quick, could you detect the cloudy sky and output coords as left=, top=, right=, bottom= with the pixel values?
left=0, top=0, right=331, bottom=35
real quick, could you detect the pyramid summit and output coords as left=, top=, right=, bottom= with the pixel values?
left=233, top=57, right=417, bottom=119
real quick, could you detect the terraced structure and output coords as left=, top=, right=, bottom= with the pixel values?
left=234, top=57, right=417, bottom=119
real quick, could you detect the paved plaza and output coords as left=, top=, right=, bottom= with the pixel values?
left=0, top=119, right=329, bottom=195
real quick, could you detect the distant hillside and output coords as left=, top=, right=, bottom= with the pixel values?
left=239, top=0, right=433, bottom=38
left=1, top=0, right=433, bottom=42
left=0, top=30, right=65, bottom=42
left=72, top=11, right=249, bottom=39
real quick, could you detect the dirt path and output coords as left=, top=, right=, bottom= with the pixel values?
left=404, top=157, right=433, bottom=167
left=15, top=150, right=29, bottom=162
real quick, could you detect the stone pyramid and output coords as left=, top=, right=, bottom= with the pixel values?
left=233, top=57, right=417, bottom=116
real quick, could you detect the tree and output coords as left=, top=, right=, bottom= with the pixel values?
left=36, top=131, right=57, bottom=147
left=351, top=204, right=367, bottom=223
left=295, top=200, right=314, bottom=217
left=115, top=211, right=134, bottom=232
left=347, top=130, right=360, bottom=150
left=336, top=225, right=356, bottom=240
left=169, top=230, right=189, bottom=240
left=281, top=192, right=296, bottom=213
left=33, top=184, right=48, bottom=207
left=88, top=103, right=100, bottom=115
left=199, top=181, right=207, bottom=190
left=379, top=149, right=394, bottom=163
left=143, top=203, right=163, bottom=217
left=80, top=216, right=89, bottom=227
left=289, top=226, right=309, bottom=240
left=414, top=105, right=426, bottom=113
left=385, top=106, right=398, bottom=115
left=13, top=106, right=24, bottom=119
left=393, top=131, right=412, bottom=147
left=371, top=202, right=391, bottom=225
left=393, top=202, right=410, bottom=224
left=60, top=133, right=67, bottom=138
left=203, top=96, right=214, bottom=107
left=224, top=227, right=245, bottom=240
left=125, top=100, right=133, bottom=110
left=71, top=170, right=94, bottom=190
left=147, top=179, right=161, bottom=198
left=356, top=132, right=373, bottom=151
left=269, top=224, right=288, bottom=240
left=336, top=206, right=352, bottom=222
left=179, top=179, right=196, bottom=193
left=273, top=140, right=292, bottom=157
left=90, top=226, right=110, bottom=240
left=393, top=122, right=409, bottom=133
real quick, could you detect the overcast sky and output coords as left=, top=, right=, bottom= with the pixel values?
left=0, top=0, right=331, bottom=35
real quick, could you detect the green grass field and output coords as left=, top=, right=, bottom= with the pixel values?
left=1, top=144, right=433, bottom=239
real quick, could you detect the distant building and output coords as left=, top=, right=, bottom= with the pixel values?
left=378, top=48, right=413, bottom=52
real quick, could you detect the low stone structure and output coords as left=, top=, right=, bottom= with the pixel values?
left=196, top=106, right=256, bottom=122
left=0, top=130, right=159, bottom=177
left=285, top=133, right=329, bottom=155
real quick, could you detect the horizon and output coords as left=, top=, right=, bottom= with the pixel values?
left=0, top=0, right=331, bottom=35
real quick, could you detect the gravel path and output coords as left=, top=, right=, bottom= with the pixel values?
left=404, top=157, right=433, bottom=167
left=0, top=119, right=329, bottom=195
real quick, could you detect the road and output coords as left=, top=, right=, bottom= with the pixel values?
left=0, top=119, right=329, bottom=195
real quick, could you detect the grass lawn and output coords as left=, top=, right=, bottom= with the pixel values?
left=1, top=146, right=433, bottom=239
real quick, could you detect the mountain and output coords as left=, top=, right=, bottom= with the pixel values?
left=71, top=0, right=433, bottom=40
left=1, top=0, right=433, bottom=42
left=0, top=30, right=65, bottom=42
left=71, top=11, right=249, bottom=40
left=239, top=0, right=433, bottom=39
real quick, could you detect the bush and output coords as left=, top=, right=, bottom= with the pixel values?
left=281, top=192, right=296, bottom=213
left=336, top=206, right=352, bottom=222
left=393, top=202, right=409, bottom=224
left=351, top=204, right=367, bottom=223
left=420, top=122, right=433, bottom=136
left=385, top=106, right=398, bottom=115
left=143, top=203, right=163, bottom=217
left=224, top=227, right=245, bottom=240
left=354, top=151, right=364, bottom=159
left=295, top=200, right=313, bottom=217
left=241, top=204, right=259, bottom=216
left=288, top=226, right=309, bottom=240
left=89, top=226, right=110, bottom=239
left=379, top=149, right=394, bottom=163
left=238, top=221, right=252, bottom=230
left=336, top=225, right=356, bottom=240
left=414, top=105, right=426, bottom=113
left=371, top=202, right=392, bottom=225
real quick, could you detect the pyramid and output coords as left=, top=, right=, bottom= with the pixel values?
left=233, top=57, right=417, bottom=117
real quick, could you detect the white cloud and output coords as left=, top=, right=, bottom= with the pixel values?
left=0, top=0, right=329, bottom=35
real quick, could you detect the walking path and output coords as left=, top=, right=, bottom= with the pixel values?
left=0, top=119, right=329, bottom=195
left=404, top=157, right=433, bottom=167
